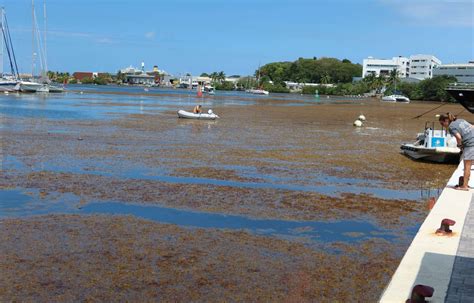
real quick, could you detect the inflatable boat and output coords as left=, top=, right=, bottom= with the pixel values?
left=177, top=109, right=219, bottom=120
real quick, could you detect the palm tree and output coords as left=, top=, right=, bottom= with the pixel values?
left=217, top=71, right=226, bottom=83
left=388, top=68, right=399, bottom=90
left=209, top=72, right=218, bottom=83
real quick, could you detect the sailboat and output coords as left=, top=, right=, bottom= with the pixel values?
left=41, top=1, right=63, bottom=93
left=17, top=0, right=45, bottom=92
left=18, top=0, right=63, bottom=93
left=0, top=8, right=20, bottom=92
left=246, top=64, right=269, bottom=95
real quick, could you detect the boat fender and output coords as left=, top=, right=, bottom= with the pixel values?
left=208, top=109, right=213, bottom=114
left=358, top=115, right=366, bottom=121
left=353, top=120, right=363, bottom=127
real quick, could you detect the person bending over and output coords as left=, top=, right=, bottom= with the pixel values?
left=439, top=112, right=474, bottom=190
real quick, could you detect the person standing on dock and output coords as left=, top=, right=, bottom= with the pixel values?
left=439, top=113, right=474, bottom=191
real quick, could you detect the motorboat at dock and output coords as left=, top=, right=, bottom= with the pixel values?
left=400, top=122, right=460, bottom=163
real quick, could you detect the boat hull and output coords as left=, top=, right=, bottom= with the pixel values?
left=48, top=85, right=64, bottom=93
left=446, top=87, right=474, bottom=113
left=382, top=95, right=410, bottom=103
left=17, top=82, right=43, bottom=93
left=400, top=144, right=460, bottom=163
left=177, top=110, right=219, bottom=120
left=247, top=89, right=269, bottom=95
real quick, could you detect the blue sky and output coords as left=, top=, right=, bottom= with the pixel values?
left=1, top=0, right=473, bottom=76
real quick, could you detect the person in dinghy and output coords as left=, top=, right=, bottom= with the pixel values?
left=439, top=112, right=474, bottom=191
left=193, top=104, right=202, bottom=114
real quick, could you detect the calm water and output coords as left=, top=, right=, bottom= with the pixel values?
left=0, top=84, right=361, bottom=120
left=0, top=188, right=397, bottom=244
left=0, top=86, right=424, bottom=244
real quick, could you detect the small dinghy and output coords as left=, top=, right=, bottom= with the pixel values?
left=177, top=109, right=219, bottom=120
left=400, top=122, right=460, bottom=163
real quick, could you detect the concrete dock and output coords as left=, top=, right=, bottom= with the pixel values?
left=380, top=162, right=474, bottom=302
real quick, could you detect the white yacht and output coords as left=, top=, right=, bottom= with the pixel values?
left=246, top=88, right=269, bottom=95
left=382, top=94, right=410, bottom=103
left=400, top=122, right=460, bottom=163
left=0, top=78, right=19, bottom=92
left=15, top=81, right=43, bottom=93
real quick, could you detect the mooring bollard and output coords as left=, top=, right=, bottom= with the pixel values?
left=436, top=218, right=456, bottom=235
left=406, top=284, right=434, bottom=303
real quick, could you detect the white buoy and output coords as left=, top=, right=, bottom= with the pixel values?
left=353, top=119, right=363, bottom=127
left=358, top=114, right=366, bottom=121
left=435, top=114, right=440, bottom=118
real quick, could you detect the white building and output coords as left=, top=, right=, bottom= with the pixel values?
left=362, top=56, right=410, bottom=78
left=120, top=65, right=142, bottom=74
left=408, top=54, right=441, bottom=80
left=362, top=54, right=441, bottom=80
left=433, top=62, right=474, bottom=83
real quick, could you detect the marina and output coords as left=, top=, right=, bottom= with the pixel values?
left=0, top=0, right=472, bottom=301
left=0, top=86, right=467, bottom=301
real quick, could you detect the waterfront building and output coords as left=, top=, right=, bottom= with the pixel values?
left=433, top=62, right=474, bottom=83
left=362, top=54, right=441, bottom=80
left=120, top=65, right=142, bottom=74
left=408, top=54, right=441, bottom=80
left=125, top=73, right=155, bottom=85
left=121, top=62, right=162, bottom=85
left=179, top=75, right=211, bottom=88
left=73, top=72, right=96, bottom=81
left=362, top=56, right=409, bottom=78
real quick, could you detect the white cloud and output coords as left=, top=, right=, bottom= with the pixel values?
left=96, top=37, right=115, bottom=44
left=378, top=0, right=473, bottom=27
left=145, top=31, right=156, bottom=39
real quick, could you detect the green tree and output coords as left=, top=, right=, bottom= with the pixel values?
left=417, top=75, right=457, bottom=101
left=214, top=81, right=235, bottom=91
left=81, top=77, right=94, bottom=84
left=320, top=73, right=331, bottom=84
left=116, top=71, right=126, bottom=84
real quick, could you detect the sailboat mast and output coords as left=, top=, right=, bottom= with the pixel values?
left=31, top=0, right=35, bottom=79
left=0, top=7, right=4, bottom=77
left=43, top=0, right=47, bottom=77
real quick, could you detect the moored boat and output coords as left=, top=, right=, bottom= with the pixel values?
left=15, top=81, right=43, bottom=92
left=446, top=84, right=474, bottom=113
left=246, top=88, right=269, bottom=95
left=400, top=122, right=460, bottom=163
left=47, top=84, right=64, bottom=93
left=382, top=94, right=410, bottom=103
left=177, top=109, right=219, bottom=120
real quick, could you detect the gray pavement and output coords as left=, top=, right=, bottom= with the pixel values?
left=445, top=194, right=474, bottom=303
